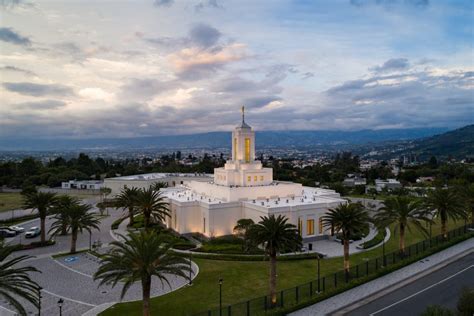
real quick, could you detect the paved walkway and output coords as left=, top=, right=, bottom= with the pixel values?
left=290, top=237, right=474, bottom=316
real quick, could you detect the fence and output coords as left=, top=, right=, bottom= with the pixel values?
left=193, top=223, right=474, bottom=316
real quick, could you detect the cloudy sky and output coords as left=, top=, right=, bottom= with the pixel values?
left=0, top=0, right=472, bottom=139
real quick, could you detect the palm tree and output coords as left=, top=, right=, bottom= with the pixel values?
left=51, top=195, right=79, bottom=235
left=424, top=187, right=466, bottom=239
left=151, top=181, right=168, bottom=191
left=248, top=215, right=301, bottom=306
left=115, top=187, right=139, bottom=227
left=135, top=187, right=170, bottom=230
left=0, top=245, right=41, bottom=315
left=374, top=196, right=431, bottom=254
left=50, top=203, right=101, bottom=253
left=94, top=231, right=191, bottom=316
left=321, top=202, right=370, bottom=275
left=23, top=191, right=57, bottom=243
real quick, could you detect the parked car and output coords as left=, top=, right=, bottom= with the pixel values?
left=9, top=226, right=25, bottom=233
left=0, top=226, right=18, bottom=235
left=25, top=227, right=41, bottom=238
left=0, top=229, right=16, bottom=238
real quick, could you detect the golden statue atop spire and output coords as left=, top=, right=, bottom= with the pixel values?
left=241, top=105, right=245, bottom=123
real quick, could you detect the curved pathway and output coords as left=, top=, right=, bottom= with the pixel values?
left=0, top=204, right=199, bottom=316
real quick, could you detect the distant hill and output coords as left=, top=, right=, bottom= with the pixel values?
left=406, top=125, right=474, bottom=159
left=0, top=128, right=449, bottom=151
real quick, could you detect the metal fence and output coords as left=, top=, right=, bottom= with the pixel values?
left=193, top=223, right=473, bottom=316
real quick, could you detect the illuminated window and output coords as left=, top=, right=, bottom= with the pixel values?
left=245, top=138, right=251, bottom=162
left=254, top=176, right=258, bottom=181
left=298, top=218, right=302, bottom=236
left=307, top=219, right=315, bottom=235
left=247, top=176, right=251, bottom=182
left=203, top=217, right=206, bottom=233
left=234, top=138, right=237, bottom=160
left=260, top=176, right=264, bottom=181
left=319, top=218, right=323, bottom=234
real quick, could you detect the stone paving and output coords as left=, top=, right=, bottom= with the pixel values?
left=0, top=204, right=199, bottom=316
left=290, top=237, right=474, bottom=316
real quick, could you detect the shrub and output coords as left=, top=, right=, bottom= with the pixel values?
left=420, top=305, right=455, bottom=316
left=457, top=287, right=474, bottom=316
left=361, top=228, right=387, bottom=249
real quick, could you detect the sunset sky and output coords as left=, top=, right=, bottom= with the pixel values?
left=1, top=0, right=473, bottom=139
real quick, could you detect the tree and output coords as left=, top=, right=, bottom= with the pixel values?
left=151, top=181, right=168, bottom=191
left=135, top=187, right=170, bottom=230
left=115, top=187, right=139, bottom=227
left=457, top=287, right=474, bottom=316
left=0, top=245, right=41, bottom=315
left=94, top=231, right=191, bottom=316
left=424, top=187, right=466, bottom=239
left=248, top=215, right=301, bottom=306
left=23, top=191, right=57, bottom=243
left=50, top=203, right=100, bottom=253
left=322, top=203, right=370, bottom=275
left=233, top=218, right=255, bottom=252
left=50, top=195, right=80, bottom=235
left=374, top=196, right=430, bottom=254
left=461, top=184, right=474, bottom=226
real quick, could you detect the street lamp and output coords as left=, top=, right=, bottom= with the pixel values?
left=189, top=253, right=193, bottom=285
left=58, top=298, right=64, bottom=316
left=218, top=278, right=223, bottom=316
left=38, top=287, right=42, bottom=316
left=316, top=254, right=321, bottom=293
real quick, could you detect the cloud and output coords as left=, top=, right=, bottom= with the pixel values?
left=119, top=78, right=177, bottom=101
left=302, top=72, right=315, bottom=80
left=3, top=82, right=74, bottom=96
left=189, top=23, right=221, bottom=48
left=168, top=43, right=247, bottom=80
left=0, top=65, right=36, bottom=76
left=153, top=0, right=173, bottom=7
left=14, top=100, right=66, bottom=109
left=195, top=0, right=222, bottom=12
left=370, top=58, right=410, bottom=73
left=0, top=27, right=31, bottom=46
left=350, top=0, right=429, bottom=8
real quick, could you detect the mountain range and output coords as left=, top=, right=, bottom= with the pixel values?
left=0, top=127, right=450, bottom=151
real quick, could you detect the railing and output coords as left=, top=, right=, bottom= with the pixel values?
left=193, top=223, right=474, bottom=316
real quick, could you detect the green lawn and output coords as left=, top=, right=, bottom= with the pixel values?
left=0, top=193, right=24, bottom=213
left=101, top=219, right=467, bottom=316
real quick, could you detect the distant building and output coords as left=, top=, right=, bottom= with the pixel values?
left=342, top=176, right=367, bottom=187
left=374, top=179, right=402, bottom=192
left=416, top=176, right=435, bottom=183
left=61, top=180, right=103, bottom=190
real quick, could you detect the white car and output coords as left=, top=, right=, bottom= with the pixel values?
left=9, top=226, right=25, bottom=233
left=25, top=227, right=41, bottom=238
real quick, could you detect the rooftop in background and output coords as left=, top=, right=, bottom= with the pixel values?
left=108, top=172, right=212, bottom=181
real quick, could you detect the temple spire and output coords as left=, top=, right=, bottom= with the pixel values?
left=241, top=105, right=245, bottom=124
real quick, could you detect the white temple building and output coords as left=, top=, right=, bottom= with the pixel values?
left=105, top=108, right=347, bottom=244
left=158, top=108, right=347, bottom=244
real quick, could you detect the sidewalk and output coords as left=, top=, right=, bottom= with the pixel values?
left=290, top=237, right=474, bottom=316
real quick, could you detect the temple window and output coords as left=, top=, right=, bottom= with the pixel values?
left=245, top=138, right=250, bottom=162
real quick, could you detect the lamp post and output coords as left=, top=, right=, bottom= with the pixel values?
left=317, top=254, right=321, bottom=293
left=382, top=228, right=386, bottom=267
left=189, top=253, right=193, bottom=285
left=38, top=287, right=42, bottom=316
left=58, top=298, right=64, bottom=316
left=218, top=278, right=223, bottom=316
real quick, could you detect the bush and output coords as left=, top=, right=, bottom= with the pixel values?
left=16, top=239, right=56, bottom=251
left=111, top=217, right=124, bottom=230
left=361, top=228, right=387, bottom=249
left=457, top=287, right=474, bottom=316
left=420, top=305, right=455, bottom=316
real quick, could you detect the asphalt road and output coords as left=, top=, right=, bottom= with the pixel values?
left=344, top=252, right=474, bottom=316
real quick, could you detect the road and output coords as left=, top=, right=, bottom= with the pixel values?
left=342, top=252, right=474, bottom=316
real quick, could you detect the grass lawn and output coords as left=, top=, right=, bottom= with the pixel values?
left=101, top=219, right=467, bottom=316
left=0, top=193, right=24, bottom=213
